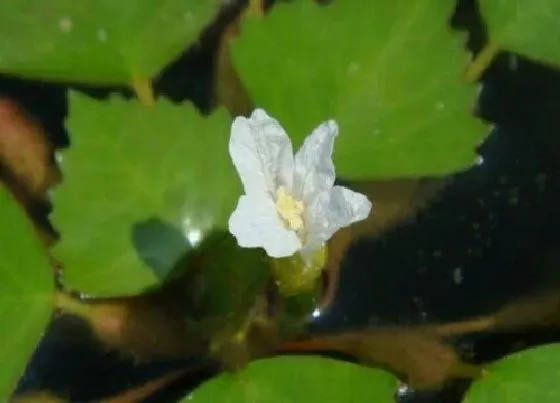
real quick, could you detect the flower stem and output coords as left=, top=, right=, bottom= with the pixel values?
left=271, top=246, right=327, bottom=296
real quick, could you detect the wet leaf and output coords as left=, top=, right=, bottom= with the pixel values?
left=479, top=0, right=560, bottom=67
left=187, top=356, right=396, bottom=402
left=464, top=344, right=560, bottom=403
left=0, top=98, right=60, bottom=202
left=0, top=185, right=54, bottom=399
left=51, top=92, right=239, bottom=297
left=54, top=290, right=207, bottom=360
left=0, top=1, right=221, bottom=84
left=232, top=0, right=486, bottom=179
left=280, top=329, right=481, bottom=390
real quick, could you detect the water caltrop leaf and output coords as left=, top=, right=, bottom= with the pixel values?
left=187, top=356, right=396, bottom=402
left=232, top=0, right=486, bottom=179
left=0, top=185, right=54, bottom=399
left=51, top=92, right=239, bottom=297
left=479, top=0, right=560, bottom=67
left=0, top=1, right=221, bottom=84
left=464, top=344, right=560, bottom=403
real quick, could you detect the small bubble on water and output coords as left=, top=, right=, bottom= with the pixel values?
left=453, top=267, right=463, bottom=284
left=59, top=16, right=73, bottom=33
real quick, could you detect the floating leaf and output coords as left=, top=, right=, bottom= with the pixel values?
left=0, top=1, right=221, bottom=84
left=51, top=92, right=239, bottom=297
left=479, top=0, right=560, bottom=67
left=464, top=344, right=560, bottom=403
left=187, top=356, right=397, bottom=402
left=0, top=185, right=54, bottom=399
left=231, top=0, right=486, bottom=179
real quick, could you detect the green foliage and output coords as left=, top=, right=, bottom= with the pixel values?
left=479, top=0, right=560, bottom=67
left=187, top=356, right=397, bottom=402
left=0, top=0, right=221, bottom=84
left=0, top=186, right=54, bottom=399
left=51, top=92, right=240, bottom=297
left=232, top=0, right=486, bottom=179
left=464, top=344, right=560, bottom=403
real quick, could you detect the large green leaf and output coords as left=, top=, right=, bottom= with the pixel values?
left=187, top=356, right=397, bottom=402
left=479, top=0, right=560, bottom=67
left=0, top=1, right=221, bottom=84
left=464, top=344, right=560, bottom=403
left=51, top=92, right=240, bottom=297
left=232, top=0, right=486, bottom=179
left=0, top=186, right=54, bottom=399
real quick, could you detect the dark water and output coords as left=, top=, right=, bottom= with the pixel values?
left=4, top=0, right=560, bottom=401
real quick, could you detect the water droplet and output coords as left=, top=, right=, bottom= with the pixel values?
left=311, top=308, right=321, bottom=319
left=59, top=16, right=73, bottom=33
left=97, top=28, right=108, bottom=42
left=347, top=62, right=359, bottom=75
left=475, top=155, right=484, bottom=165
left=184, top=11, right=194, bottom=23
left=397, top=383, right=410, bottom=397
left=186, top=228, right=202, bottom=246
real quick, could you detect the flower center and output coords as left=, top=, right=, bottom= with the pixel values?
left=275, top=186, right=305, bottom=232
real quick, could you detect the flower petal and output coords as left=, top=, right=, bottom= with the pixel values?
left=229, top=194, right=302, bottom=258
left=229, top=109, right=294, bottom=195
left=303, top=185, right=372, bottom=252
left=293, top=120, right=338, bottom=202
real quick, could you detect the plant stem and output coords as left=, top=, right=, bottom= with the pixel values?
left=54, top=290, right=94, bottom=320
left=464, top=42, right=499, bottom=83
left=132, top=77, right=155, bottom=107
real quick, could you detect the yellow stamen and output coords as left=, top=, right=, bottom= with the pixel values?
left=275, top=186, right=304, bottom=231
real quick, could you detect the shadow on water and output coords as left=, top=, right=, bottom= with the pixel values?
left=131, top=217, right=190, bottom=281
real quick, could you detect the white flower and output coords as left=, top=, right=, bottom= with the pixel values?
left=228, top=109, right=372, bottom=261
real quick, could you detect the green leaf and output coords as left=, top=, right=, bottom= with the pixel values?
left=0, top=185, right=54, bottom=399
left=51, top=92, right=240, bottom=297
left=0, top=1, right=221, bottom=84
left=479, top=0, right=560, bottom=67
left=464, top=344, right=560, bottom=403
left=187, top=356, right=397, bottom=402
left=232, top=0, right=486, bottom=179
